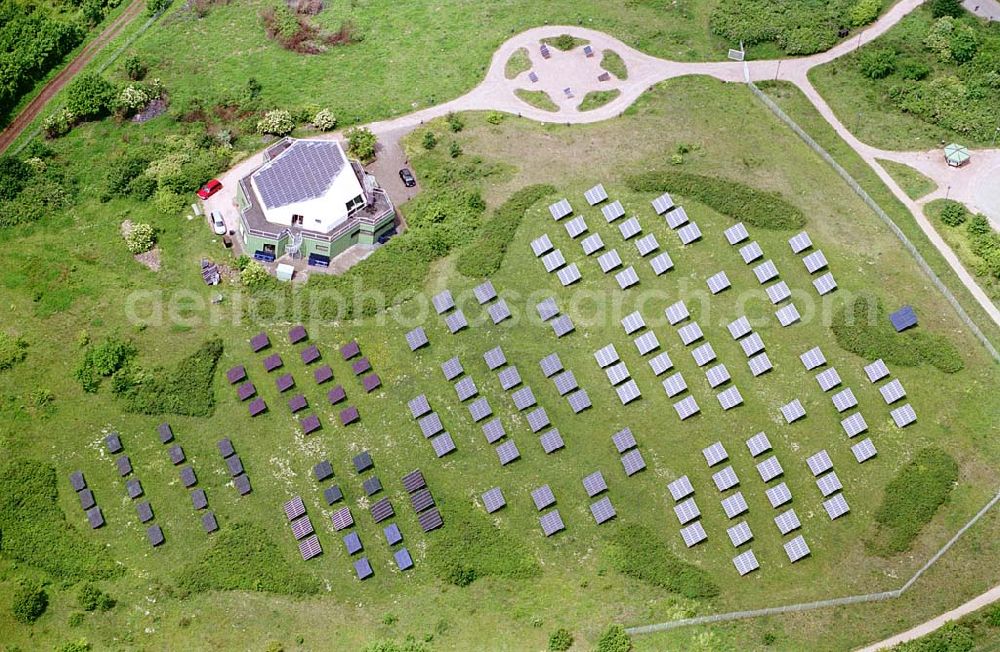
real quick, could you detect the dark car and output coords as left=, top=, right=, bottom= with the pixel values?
left=398, top=168, right=416, bottom=187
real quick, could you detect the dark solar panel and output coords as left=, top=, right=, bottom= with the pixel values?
left=191, top=488, right=208, bottom=510
left=69, top=471, right=86, bottom=492
left=157, top=423, right=173, bottom=444
left=411, top=488, right=435, bottom=513
left=401, top=469, right=426, bottom=493
left=126, top=478, right=143, bottom=499
left=362, top=475, right=382, bottom=496
left=340, top=340, right=361, bottom=360
left=147, top=524, right=165, bottom=547
left=253, top=140, right=347, bottom=209
left=248, top=397, right=267, bottom=416
left=105, top=433, right=123, bottom=454
left=339, top=406, right=359, bottom=425
left=298, top=534, right=322, bottom=561
left=217, top=438, right=235, bottom=458
left=86, top=506, right=104, bottom=529
left=418, top=508, right=443, bottom=532
left=351, top=357, right=372, bottom=375
left=250, top=332, right=270, bottom=352
left=276, top=373, right=295, bottom=392
left=116, top=455, right=132, bottom=477
left=234, top=473, right=252, bottom=495
left=300, top=414, right=321, bottom=434
left=313, top=460, right=333, bottom=482
left=237, top=382, right=256, bottom=401
left=362, top=373, right=382, bottom=393
left=168, top=445, right=185, bottom=465
left=354, top=451, right=373, bottom=473
left=384, top=523, right=403, bottom=546
left=79, top=488, right=95, bottom=510
left=226, top=365, right=247, bottom=384
left=288, top=394, right=308, bottom=412
left=327, top=385, right=347, bottom=404
left=289, top=324, right=307, bottom=344
left=344, top=532, right=363, bottom=555
left=137, top=501, right=154, bottom=523
left=371, top=498, right=394, bottom=523
left=202, top=511, right=219, bottom=533
left=263, top=354, right=283, bottom=372
left=323, top=485, right=343, bottom=505
left=300, top=345, right=321, bottom=365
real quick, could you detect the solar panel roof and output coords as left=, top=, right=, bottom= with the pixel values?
left=707, top=271, right=731, bottom=294
left=780, top=399, right=806, bottom=423
left=651, top=192, right=674, bottom=215
left=584, top=183, right=608, bottom=205
left=581, top=233, right=605, bottom=255
left=803, top=250, right=828, bottom=274
left=805, top=274, right=836, bottom=300
left=591, top=496, right=617, bottom=524
left=678, top=322, right=703, bottom=346
left=674, top=497, right=701, bottom=525
left=766, top=482, right=792, bottom=508
left=746, top=432, right=772, bottom=457
left=617, top=379, right=642, bottom=405
left=721, top=491, right=749, bottom=519
left=618, top=217, right=642, bottom=240
left=823, top=493, right=850, bottom=520
left=740, top=241, right=763, bottom=264
left=814, top=367, right=841, bottom=392
left=748, top=347, right=772, bottom=375
left=766, top=281, right=792, bottom=305
left=567, top=389, right=592, bottom=413
left=612, top=428, right=637, bottom=453
left=692, top=343, right=716, bottom=367
left=598, top=249, right=623, bottom=273
left=788, top=231, right=813, bottom=254
left=564, top=215, right=588, bottom=239
left=549, top=198, right=572, bottom=220
left=594, top=344, right=620, bottom=368
left=488, top=299, right=512, bottom=324
left=775, top=508, right=801, bottom=535
left=252, top=140, right=349, bottom=210
left=648, top=351, right=673, bottom=376
left=445, top=310, right=469, bottom=333
left=841, top=412, right=868, bottom=437
left=666, top=206, right=689, bottom=229
left=540, top=510, right=565, bottom=536
left=540, top=428, right=566, bottom=452
left=677, top=222, right=702, bottom=244
left=852, top=437, right=878, bottom=463
left=674, top=395, right=700, bottom=420
left=713, top=466, right=740, bottom=492
left=733, top=549, right=760, bottom=575
left=621, top=311, right=645, bottom=334
left=775, top=303, right=801, bottom=327
left=635, top=233, right=659, bottom=256
left=754, top=260, right=779, bottom=284
left=621, top=448, right=646, bottom=476
left=668, top=475, right=695, bottom=501
left=511, top=386, right=537, bottom=410
left=880, top=378, right=907, bottom=404
left=615, top=266, right=640, bottom=290
left=602, top=200, right=625, bottom=222
left=662, top=372, right=688, bottom=397
left=474, top=280, right=497, bottom=304
left=680, top=521, right=708, bottom=548
left=551, top=314, right=575, bottom=337
left=531, top=234, right=554, bottom=257
left=432, top=290, right=455, bottom=314
left=537, top=298, right=559, bottom=321
left=468, top=397, right=493, bottom=422
left=634, top=331, right=659, bottom=355
left=757, top=456, right=784, bottom=482
left=482, top=487, right=506, bottom=513
left=816, top=471, right=843, bottom=497
left=649, top=251, right=674, bottom=275
left=498, top=366, right=522, bottom=390
left=832, top=387, right=858, bottom=412
left=806, top=450, right=833, bottom=477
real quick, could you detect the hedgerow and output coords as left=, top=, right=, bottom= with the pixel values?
left=866, top=447, right=958, bottom=556
left=112, top=338, right=222, bottom=416
left=606, top=524, right=719, bottom=599
left=425, top=504, right=540, bottom=586
left=626, top=170, right=806, bottom=230
left=0, top=460, right=121, bottom=580
left=176, top=522, right=321, bottom=595
left=830, top=294, right=964, bottom=373
left=456, top=184, right=555, bottom=278
left=896, top=622, right=974, bottom=652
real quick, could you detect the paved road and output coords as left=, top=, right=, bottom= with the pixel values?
left=963, top=0, right=1000, bottom=20
left=0, top=0, right=147, bottom=154
left=856, top=584, right=1000, bottom=651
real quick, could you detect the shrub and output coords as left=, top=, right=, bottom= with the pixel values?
left=77, top=583, right=115, bottom=612
left=240, top=261, right=271, bottom=289
left=56, top=641, right=92, bottom=652
left=0, top=156, right=30, bottom=202
left=486, top=111, right=505, bottom=125
left=346, top=126, right=377, bottom=161
left=546, top=34, right=581, bottom=51
left=124, top=54, right=147, bottom=81
left=152, top=188, right=188, bottom=215
left=0, top=332, right=28, bottom=370
left=448, top=141, right=463, bottom=158
left=124, top=222, right=156, bottom=254
left=548, top=628, right=573, bottom=651
left=626, top=170, right=806, bottom=230
left=446, top=112, right=464, bottom=132
left=74, top=337, right=135, bottom=392
left=257, top=109, right=295, bottom=136
left=896, top=622, right=974, bottom=652
left=115, top=83, right=153, bottom=117
left=849, top=0, right=882, bottom=28
left=42, top=108, right=76, bottom=138
left=930, top=0, right=964, bottom=18
left=596, top=624, right=632, bottom=652
left=147, top=0, right=170, bottom=15
left=11, top=582, right=48, bottom=624
left=456, top=184, right=554, bottom=277
left=313, top=108, right=336, bottom=131
left=859, top=48, right=896, bottom=80
left=65, top=73, right=116, bottom=120
left=925, top=17, right=957, bottom=62
left=607, top=524, right=719, bottom=599
left=898, top=60, right=931, bottom=81
left=949, top=24, right=979, bottom=64
left=112, top=338, right=223, bottom=416
left=106, top=153, right=151, bottom=198
left=831, top=294, right=964, bottom=373
left=967, top=214, right=991, bottom=237
left=176, top=522, right=321, bottom=595
left=939, top=200, right=968, bottom=226
left=422, top=131, right=437, bottom=150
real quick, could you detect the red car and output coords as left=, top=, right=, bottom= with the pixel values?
left=197, top=179, right=222, bottom=200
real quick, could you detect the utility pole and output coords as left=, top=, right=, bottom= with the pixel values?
left=774, top=59, right=782, bottom=81
left=946, top=185, right=952, bottom=200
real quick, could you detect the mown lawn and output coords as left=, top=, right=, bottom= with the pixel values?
left=0, top=76, right=998, bottom=652
left=878, top=159, right=936, bottom=200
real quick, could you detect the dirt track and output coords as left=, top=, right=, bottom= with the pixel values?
left=0, top=0, right=146, bottom=154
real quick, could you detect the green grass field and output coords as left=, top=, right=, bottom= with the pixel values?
left=504, top=48, right=531, bottom=80
left=2, top=69, right=1000, bottom=651
left=514, top=89, right=558, bottom=112
left=878, top=159, right=936, bottom=200
left=578, top=89, right=620, bottom=111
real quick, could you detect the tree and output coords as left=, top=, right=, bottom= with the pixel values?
left=147, top=0, right=171, bottom=16
left=65, top=73, right=115, bottom=120
left=939, top=200, right=968, bottom=226
left=930, top=0, right=964, bottom=18
left=42, top=108, right=76, bottom=138
left=346, top=127, right=377, bottom=161
left=422, top=131, right=437, bottom=150
left=124, top=55, right=147, bottom=81
left=596, top=624, right=632, bottom=652
left=949, top=24, right=979, bottom=64
left=11, top=583, right=48, bottom=624
left=446, top=112, right=464, bottom=132
left=0, top=156, right=31, bottom=202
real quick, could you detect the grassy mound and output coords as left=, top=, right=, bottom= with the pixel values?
left=425, top=505, right=540, bottom=586
left=0, top=460, right=121, bottom=581
left=113, top=338, right=223, bottom=416
left=505, top=47, right=531, bottom=79
left=456, top=184, right=555, bottom=278
left=600, top=49, right=627, bottom=80
left=831, top=295, right=964, bottom=373
left=176, top=522, right=321, bottom=595
left=579, top=90, right=621, bottom=111
left=514, top=89, right=558, bottom=112
left=626, top=170, right=806, bottom=230
left=606, top=524, right=719, bottom=599
left=542, top=34, right=589, bottom=51
left=866, top=448, right=959, bottom=557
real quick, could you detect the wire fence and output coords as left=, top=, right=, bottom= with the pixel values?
left=747, top=82, right=1000, bottom=364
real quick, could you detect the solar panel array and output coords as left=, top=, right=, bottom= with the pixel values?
left=548, top=199, right=572, bottom=221
left=531, top=234, right=554, bottom=257
left=539, top=428, right=566, bottom=453
left=498, top=366, right=521, bottom=390
left=651, top=192, right=674, bottom=215
left=706, top=364, right=730, bottom=388
left=841, top=412, right=869, bottom=437
left=432, top=290, right=455, bottom=314
left=766, top=281, right=791, bottom=304
left=405, top=327, right=429, bottom=351
left=496, top=440, right=520, bottom=465
left=816, top=471, right=843, bottom=497
left=740, top=241, right=763, bottom=264
left=721, top=492, right=749, bottom=518
left=728, top=521, right=753, bottom=547
left=674, top=498, right=701, bottom=524
left=803, top=250, right=828, bottom=273
left=483, top=346, right=506, bottom=370
left=813, top=272, right=838, bottom=295
left=540, top=353, right=563, bottom=377
left=584, top=183, right=608, bottom=206
left=482, top=418, right=505, bottom=444
left=482, top=487, right=506, bottom=513
left=531, top=485, right=556, bottom=511
left=852, top=437, right=878, bottom=463
left=556, top=264, right=582, bottom=287
left=553, top=370, right=578, bottom=396
left=823, top=493, right=850, bottom=520
left=713, top=466, right=740, bottom=492
left=526, top=407, right=550, bottom=433
left=445, top=310, right=468, bottom=334
left=677, top=222, right=702, bottom=244
left=680, top=521, right=708, bottom=547
left=864, top=359, right=890, bottom=383
left=621, top=310, right=645, bottom=335
left=692, top=343, right=716, bottom=366
left=567, top=389, right=591, bottom=414
left=539, top=510, right=565, bottom=536
left=800, top=346, right=826, bottom=370
left=621, top=449, right=646, bottom=475
left=746, top=432, right=771, bottom=457
left=634, top=331, right=659, bottom=355
left=454, top=376, right=477, bottom=401
left=591, top=496, right=617, bottom=524
left=706, top=271, right=731, bottom=294
left=541, top=249, right=565, bottom=272
left=511, top=386, right=537, bottom=410
left=551, top=314, right=575, bottom=337
left=594, top=344, right=620, bottom=368
left=740, top=332, right=765, bottom=357
left=703, top=442, right=729, bottom=466
left=612, top=428, right=637, bottom=453
left=489, top=299, right=512, bottom=324
left=666, top=206, right=689, bottom=229
left=468, top=398, right=492, bottom=422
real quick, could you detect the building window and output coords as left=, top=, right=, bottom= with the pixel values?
left=345, top=194, right=365, bottom=214
left=292, top=214, right=304, bottom=226
left=315, top=244, right=328, bottom=253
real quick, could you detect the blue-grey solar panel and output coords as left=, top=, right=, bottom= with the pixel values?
left=832, top=387, right=857, bottom=412
left=531, top=485, right=556, bottom=511
left=591, top=496, right=616, bottom=524
left=539, top=353, right=563, bottom=377
left=680, top=521, right=708, bottom=547
left=668, top=475, right=694, bottom=501
left=649, top=251, right=674, bottom=275
left=469, top=397, right=492, bottom=422
left=754, top=260, right=779, bottom=284
left=674, top=395, right=699, bottom=420
left=674, top=497, right=701, bottom=524
left=621, top=449, right=646, bottom=476
left=703, top=441, right=728, bottom=466
left=691, top=343, right=716, bottom=367
left=496, top=440, right=520, bottom=465
left=489, top=299, right=512, bottom=324
left=649, top=351, right=673, bottom=376
left=445, top=310, right=468, bottom=334
left=757, top=456, right=784, bottom=482
left=582, top=471, right=608, bottom=497
left=531, top=234, right=554, bottom=257
left=806, top=450, right=833, bottom=477
left=800, top=346, right=826, bottom=370
left=612, top=428, right=636, bottom=453
left=775, top=508, right=801, bottom=535
left=823, top=493, right=850, bottom=520
left=740, top=241, right=763, bottom=264
left=551, top=314, right=575, bottom=337
left=780, top=399, right=805, bottom=423
left=526, top=407, right=550, bottom=433
left=540, top=510, right=565, bottom=536
left=775, top=303, right=801, bottom=326
left=728, top=316, right=752, bottom=340
left=567, top=389, right=591, bottom=413
left=766, top=482, right=792, bottom=508
left=662, top=372, right=687, bottom=398
left=602, top=200, right=625, bottom=222
left=634, top=331, right=659, bottom=356
left=564, top=216, right=588, bottom=239
left=298, top=534, right=322, bottom=560
left=454, top=376, right=478, bottom=401
left=598, top=249, right=623, bottom=273
left=474, top=280, right=497, bottom=304
left=619, top=217, right=642, bottom=240
left=537, top=298, right=559, bottom=322
left=766, top=281, right=791, bottom=304
left=740, top=332, right=765, bottom=357
left=482, top=487, right=506, bottom=513
left=677, top=222, right=702, bottom=244
left=584, top=184, right=608, bottom=206
left=788, top=231, right=813, bottom=254
left=852, top=437, right=878, bottom=463
left=483, top=346, right=507, bottom=370
left=511, top=386, right=537, bottom=411
left=712, top=466, right=740, bottom=492
left=803, top=250, right=828, bottom=274
left=721, top=491, right=749, bottom=518
left=666, top=206, right=689, bottom=229
left=813, top=271, right=838, bottom=295
left=553, top=370, right=578, bottom=396
left=594, top=344, right=620, bottom=368
left=717, top=386, right=743, bottom=410
left=816, top=471, right=843, bottom=497
left=253, top=140, right=347, bottom=210
left=405, top=327, right=429, bottom=351
left=542, top=249, right=566, bottom=273
left=678, top=322, right=703, bottom=346
left=539, top=428, right=565, bottom=453
left=733, top=549, right=760, bottom=575
left=418, top=412, right=443, bottom=438
left=615, top=266, right=640, bottom=289
left=635, top=233, right=659, bottom=256
left=724, top=222, right=749, bottom=245
left=581, top=233, right=605, bottom=255
left=816, top=367, right=842, bottom=392
left=549, top=198, right=572, bottom=221
left=606, top=361, right=631, bottom=385
left=291, top=515, right=314, bottom=540
left=865, top=359, right=890, bottom=383
left=482, top=418, right=506, bottom=444
left=616, top=379, right=642, bottom=405
left=841, top=412, right=868, bottom=437
left=651, top=192, right=674, bottom=215
left=498, top=366, right=522, bottom=390
left=748, top=352, right=772, bottom=377
left=880, top=378, right=907, bottom=404
left=729, top=524, right=754, bottom=548
left=746, top=432, right=771, bottom=457
left=706, top=271, right=731, bottom=294
left=621, top=311, right=645, bottom=334
left=665, top=301, right=690, bottom=325
left=432, top=290, right=455, bottom=314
